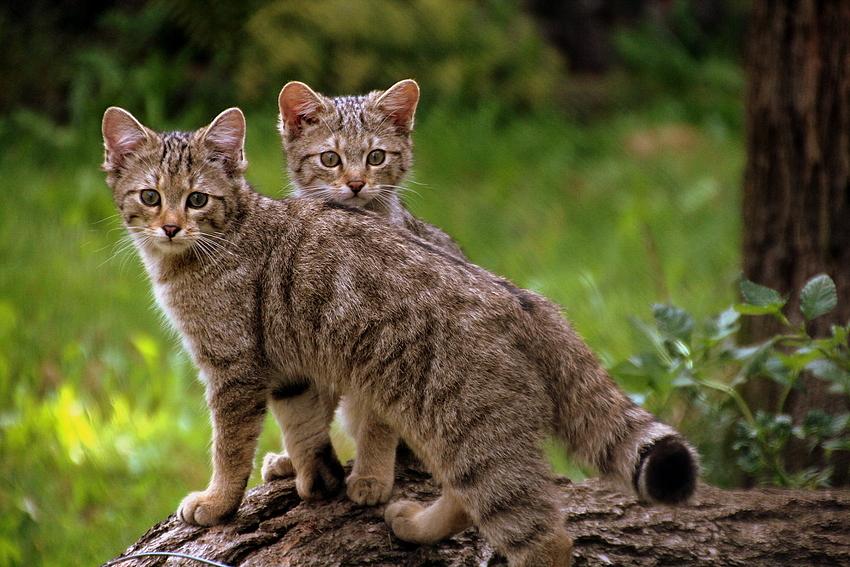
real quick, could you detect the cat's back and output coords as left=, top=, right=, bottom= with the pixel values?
left=287, top=198, right=550, bottom=322
left=400, top=211, right=465, bottom=260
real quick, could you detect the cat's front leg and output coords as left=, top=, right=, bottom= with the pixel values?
left=263, top=381, right=345, bottom=500
left=342, top=396, right=398, bottom=505
left=178, top=370, right=267, bottom=526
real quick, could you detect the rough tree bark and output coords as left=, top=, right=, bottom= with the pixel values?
left=742, top=0, right=850, bottom=482
left=109, top=465, right=850, bottom=566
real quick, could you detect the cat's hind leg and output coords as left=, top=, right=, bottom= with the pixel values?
left=450, top=454, right=573, bottom=567
left=263, top=380, right=344, bottom=500
left=384, top=488, right=472, bottom=544
left=341, top=395, right=398, bottom=505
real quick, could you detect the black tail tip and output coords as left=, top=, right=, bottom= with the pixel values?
left=638, top=436, right=698, bottom=504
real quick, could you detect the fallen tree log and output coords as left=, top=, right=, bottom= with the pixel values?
left=109, top=465, right=850, bottom=566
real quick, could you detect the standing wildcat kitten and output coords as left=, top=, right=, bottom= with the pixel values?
left=279, top=79, right=462, bottom=256
left=101, top=107, right=698, bottom=567
left=262, top=80, right=464, bottom=506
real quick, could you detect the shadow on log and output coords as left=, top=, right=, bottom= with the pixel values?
left=110, top=465, right=850, bottom=566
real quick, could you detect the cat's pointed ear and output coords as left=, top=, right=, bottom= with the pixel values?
left=375, top=79, right=419, bottom=133
left=102, top=107, right=152, bottom=172
left=203, top=107, right=247, bottom=170
left=278, top=81, right=326, bottom=137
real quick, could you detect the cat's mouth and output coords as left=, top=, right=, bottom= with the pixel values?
left=342, top=194, right=372, bottom=206
left=148, top=234, right=194, bottom=255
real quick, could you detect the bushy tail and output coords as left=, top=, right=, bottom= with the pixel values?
left=547, top=323, right=699, bottom=504
left=632, top=430, right=698, bottom=504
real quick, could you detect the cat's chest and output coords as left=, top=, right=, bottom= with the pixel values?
left=153, top=282, right=201, bottom=349
left=153, top=277, right=257, bottom=367
left=152, top=283, right=178, bottom=324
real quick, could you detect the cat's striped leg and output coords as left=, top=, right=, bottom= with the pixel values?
left=451, top=453, right=573, bottom=567
left=384, top=488, right=472, bottom=543
left=341, top=396, right=398, bottom=505
left=178, top=368, right=267, bottom=526
left=262, top=380, right=344, bottom=500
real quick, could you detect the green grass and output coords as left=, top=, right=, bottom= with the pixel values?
left=0, top=100, right=742, bottom=566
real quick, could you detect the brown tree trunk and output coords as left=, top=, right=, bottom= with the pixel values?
left=742, top=0, right=850, bottom=483
left=107, top=465, right=850, bottom=566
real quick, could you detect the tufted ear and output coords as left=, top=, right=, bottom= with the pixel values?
left=102, top=107, right=152, bottom=171
left=375, top=79, right=419, bottom=133
left=278, top=81, right=326, bottom=137
left=203, top=107, right=246, bottom=167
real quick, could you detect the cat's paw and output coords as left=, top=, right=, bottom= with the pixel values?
left=177, top=489, right=239, bottom=526
left=384, top=499, right=425, bottom=542
left=261, top=451, right=295, bottom=482
left=346, top=473, right=394, bottom=506
left=294, top=443, right=345, bottom=500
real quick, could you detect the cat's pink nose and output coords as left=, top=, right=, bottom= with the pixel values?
left=162, top=225, right=181, bottom=239
left=347, top=181, right=365, bottom=194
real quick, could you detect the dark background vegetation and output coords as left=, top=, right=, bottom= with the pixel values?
left=6, top=1, right=845, bottom=565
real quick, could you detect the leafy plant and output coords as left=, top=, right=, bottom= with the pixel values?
left=613, top=274, right=849, bottom=487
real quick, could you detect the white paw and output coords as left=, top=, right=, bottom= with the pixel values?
left=261, top=452, right=295, bottom=482
left=384, top=499, right=424, bottom=542
left=346, top=474, right=393, bottom=506
left=177, top=489, right=239, bottom=526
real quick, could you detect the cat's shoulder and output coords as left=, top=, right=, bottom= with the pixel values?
left=283, top=196, right=386, bottom=226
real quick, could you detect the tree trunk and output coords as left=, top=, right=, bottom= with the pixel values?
left=108, top=465, right=850, bottom=566
left=742, top=0, right=850, bottom=482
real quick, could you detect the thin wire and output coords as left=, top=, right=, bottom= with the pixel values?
left=102, top=551, right=233, bottom=567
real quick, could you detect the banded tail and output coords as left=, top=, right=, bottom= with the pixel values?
left=550, top=329, right=699, bottom=504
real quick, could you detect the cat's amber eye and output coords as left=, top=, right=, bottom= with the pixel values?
left=187, top=192, right=208, bottom=209
left=140, top=190, right=161, bottom=206
left=366, top=149, right=386, bottom=166
left=320, top=151, right=341, bottom=168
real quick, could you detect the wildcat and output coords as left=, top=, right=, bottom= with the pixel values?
left=262, top=79, right=464, bottom=507
left=101, top=107, right=698, bottom=567
left=279, top=78, right=462, bottom=256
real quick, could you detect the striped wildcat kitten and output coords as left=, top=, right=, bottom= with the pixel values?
left=101, top=107, right=698, bottom=567
left=262, top=80, right=464, bottom=507
left=279, top=79, right=462, bottom=256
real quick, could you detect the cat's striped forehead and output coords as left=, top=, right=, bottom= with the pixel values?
left=158, top=131, right=196, bottom=176
left=327, top=94, right=383, bottom=134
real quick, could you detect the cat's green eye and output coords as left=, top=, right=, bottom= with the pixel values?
left=187, top=192, right=208, bottom=209
left=367, top=149, right=386, bottom=166
left=140, top=189, right=161, bottom=206
left=320, top=151, right=341, bottom=168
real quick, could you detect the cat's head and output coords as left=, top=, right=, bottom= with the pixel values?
left=278, top=79, right=419, bottom=211
left=101, top=107, right=248, bottom=259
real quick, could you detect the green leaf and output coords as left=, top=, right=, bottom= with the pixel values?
left=730, top=345, right=761, bottom=360
left=800, top=274, right=837, bottom=320
left=734, top=303, right=781, bottom=316
left=740, top=279, right=786, bottom=308
left=740, top=341, right=775, bottom=379
left=611, top=354, right=658, bottom=394
left=707, top=307, right=740, bottom=341
left=672, top=371, right=697, bottom=388
left=799, top=409, right=839, bottom=440
left=763, top=356, right=794, bottom=386
left=806, top=359, right=850, bottom=383
left=652, top=304, right=694, bottom=342
left=777, top=347, right=821, bottom=372
left=629, top=317, right=672, bottom=364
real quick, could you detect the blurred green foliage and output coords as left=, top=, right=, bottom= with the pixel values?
left=238, top=0, right=561, bottom=107
left=0, top=1, right=758, bottom=565
left=1, top=0, right=561, bottom=130
left=614, top=276, right=850, bottom=488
